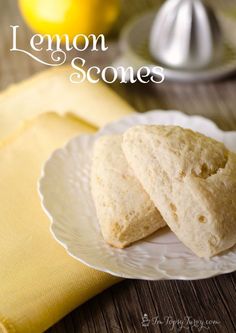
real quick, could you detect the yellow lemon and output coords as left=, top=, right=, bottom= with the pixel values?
left=18, top=0, right=120, bottom=40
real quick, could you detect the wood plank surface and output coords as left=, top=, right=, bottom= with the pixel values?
left=1, top=0, right=236, bottom=332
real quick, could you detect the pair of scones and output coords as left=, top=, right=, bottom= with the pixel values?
left=91, top=125, right=236, bottom=258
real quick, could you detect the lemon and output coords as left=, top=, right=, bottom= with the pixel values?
left=18, top=0, right=120, bottom=40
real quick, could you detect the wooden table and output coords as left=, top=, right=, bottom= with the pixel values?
left=1, top=0, right=236, bottom=332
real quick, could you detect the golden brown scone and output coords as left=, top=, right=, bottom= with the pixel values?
left=122, top=125, right=236, bottom=258
left=91, top=134, right=166, bottom=248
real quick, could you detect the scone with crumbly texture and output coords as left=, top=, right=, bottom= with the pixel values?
left=91, top=134, right=166, bottom=248
left=122, top=125, right=236, bottom=258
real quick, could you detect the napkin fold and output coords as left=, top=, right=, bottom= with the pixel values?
left=0, top=67, right=134, bottom=333
left=0, top=66, right=133, bottom=141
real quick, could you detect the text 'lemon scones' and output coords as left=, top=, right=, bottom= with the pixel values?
left=122, top=125, right=236, bottom=257
left=91, top=134, right=166, bottom=248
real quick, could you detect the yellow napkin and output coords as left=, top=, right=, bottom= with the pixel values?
left=0, top=68, right=134, bottom=333
left=0, top=66, right=133, bottom=141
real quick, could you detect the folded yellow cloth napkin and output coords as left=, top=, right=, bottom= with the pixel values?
left=0, top=66, right=133, bottom=141
left=0, top=67, right=134, bottom=333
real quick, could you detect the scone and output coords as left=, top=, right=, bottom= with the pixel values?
left=91, top=134, right=166, bottom=248
left=122, top=125, right=236, bottom=257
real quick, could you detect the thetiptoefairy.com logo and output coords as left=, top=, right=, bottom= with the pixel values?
left=141, top=313, right=221, bottom=331
left=10, top=25, right=164, bottom=84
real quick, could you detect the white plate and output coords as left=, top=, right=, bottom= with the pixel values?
left=38, top=111, right=236, bottom=280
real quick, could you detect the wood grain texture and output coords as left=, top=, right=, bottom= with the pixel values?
left=1, top=0, right=236, bottom=332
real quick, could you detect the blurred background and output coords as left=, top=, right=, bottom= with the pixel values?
left=1, top=0, right=236, bottom=129
left=2, top=0, right=235, bottom=86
